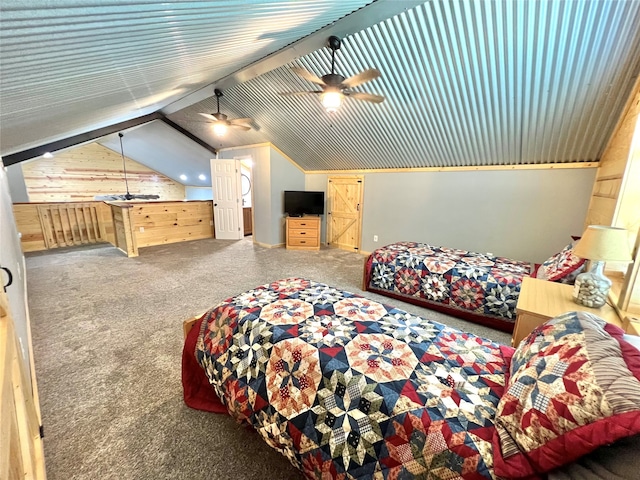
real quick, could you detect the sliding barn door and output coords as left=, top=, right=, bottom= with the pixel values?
left=327, top=176, right=364, bottom=252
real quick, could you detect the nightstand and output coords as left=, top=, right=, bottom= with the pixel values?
left=512, top=277, right=622, bottom=347
left=623, top=316, right=640, bottom=336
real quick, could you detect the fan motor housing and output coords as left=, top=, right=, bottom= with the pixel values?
left=322, top=73, right=345, bottom=87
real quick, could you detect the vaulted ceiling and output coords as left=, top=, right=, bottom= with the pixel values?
left=2, top=0, right=640, bottom=181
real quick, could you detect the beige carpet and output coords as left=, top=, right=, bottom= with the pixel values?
left=26, top=237, right=511, bottom=480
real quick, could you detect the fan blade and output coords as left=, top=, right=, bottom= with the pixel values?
left=229, top=117, right=253, bottom=127
left=198, top=113, right=217, bottom=121
left=345, top=91, right=385, bottom=103
left=341, top=68, right=381, bottom=89
left=279, top=91, right=324, bottom=96
left=291, top=66, right=326, bottom=86
left=229, top=124, right=251, bottom=131
left=131, top=194, right=161, bottom=200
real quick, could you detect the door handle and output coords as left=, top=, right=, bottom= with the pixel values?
left=1, top=266, right=13, bottom=293
left=214, top=203, right=218, bottom=206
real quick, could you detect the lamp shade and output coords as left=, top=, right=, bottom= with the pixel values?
left=573, top=225, right=633, bottom=262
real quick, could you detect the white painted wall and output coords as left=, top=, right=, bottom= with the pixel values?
left=185, top=186, right=213, bottom=200
left=0, top=160, right=32, bottom=375
left=219, top=145, right=305, bottom=246
left=306, top=168, right=596, bottom=263
left=6, top=163, right=29, bottom=202
left=306, top=174, right=328, bottom=244
left=269, top=147, right=305, bottom=245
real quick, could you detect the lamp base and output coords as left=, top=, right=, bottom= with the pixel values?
left=572, top=261, right=611, bottom=308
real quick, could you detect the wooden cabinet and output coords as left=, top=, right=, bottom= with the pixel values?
left=286, top=216, right=320, bottom=250
left=243, top=207, right=252, bottom=236
left=512, top=277, right=622, bottom=347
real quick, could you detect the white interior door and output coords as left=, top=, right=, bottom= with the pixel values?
left=211, top=158, right=243, bottom=240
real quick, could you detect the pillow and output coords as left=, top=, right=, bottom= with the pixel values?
left=555, top=262, right=586, bottom=285
left=534, top=241, right=586, bottom=282
left=492, top=311, right=640, bottom=478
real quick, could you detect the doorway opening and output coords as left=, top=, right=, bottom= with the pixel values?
left=240, top=157, right=253, bottom=237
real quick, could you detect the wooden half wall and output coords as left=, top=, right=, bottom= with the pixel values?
left=13, top=200, right=214, bottom=257
left=110, top=201, right=214, bottom=257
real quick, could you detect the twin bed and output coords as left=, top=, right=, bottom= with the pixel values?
left=182, top=277, right=640, bottom=480
left=363, top=241, right=586, bottom=332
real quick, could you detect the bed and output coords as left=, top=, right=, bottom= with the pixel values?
left=182, top=278, right=640, bottom=479
left=363, top=241, right=586, bottom=332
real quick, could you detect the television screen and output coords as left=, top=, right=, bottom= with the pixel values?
left=284, top=191, right=324, bottom=216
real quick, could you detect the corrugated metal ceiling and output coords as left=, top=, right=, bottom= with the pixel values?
left=170, top=0, right=640, bottom=171
left=2, top=0, right=640, bottom=173
left=0, top=0, right=375, bottom=156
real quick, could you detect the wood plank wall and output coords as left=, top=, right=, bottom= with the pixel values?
left=130, top=201, right=214, bottom=248
left=21, top=143, right=185, bottom=202
left=0, top=291, right=46, bottom=480
left=583, top=77, right=640, bottom=314
left=111, top=204, right=138, bottom=257
left=584, top=82, right=640, bottom=228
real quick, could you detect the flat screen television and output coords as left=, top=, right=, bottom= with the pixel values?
left=284, top=190, right=324, bottom=216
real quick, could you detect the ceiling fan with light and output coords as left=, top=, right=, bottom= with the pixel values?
left=281, top=35, right=385, bottom=113
left=94, top=133, right=160, bottom=201
left=198, top=89, right=253, bottom=136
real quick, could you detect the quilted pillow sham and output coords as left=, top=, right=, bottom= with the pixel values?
left=492, top=311, right=640, bottom=478
left=533, top=241, right=586, bottom=282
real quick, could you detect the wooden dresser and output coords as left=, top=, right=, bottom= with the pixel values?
left=286, top=216, right=320, bottom=250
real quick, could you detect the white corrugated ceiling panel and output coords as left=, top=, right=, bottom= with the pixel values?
left=0, top=0, right=374, bottom=156
left=173, top=0, right=640, bottom=171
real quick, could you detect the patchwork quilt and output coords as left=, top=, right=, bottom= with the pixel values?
left=364, top=242, right=533, bottom=331
left=195, top=278, right=513, bottom=479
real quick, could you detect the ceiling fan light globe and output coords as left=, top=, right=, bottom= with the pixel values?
left=321, top=91, right=343, bottom=113
left=213, top=122, right=228, bottom=136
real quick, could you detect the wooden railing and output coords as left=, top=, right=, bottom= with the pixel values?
left=13, top=202, right=114, bottom=252
left=37, top=203, right=107, bottom=249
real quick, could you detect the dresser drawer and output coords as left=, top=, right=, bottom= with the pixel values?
left=288, top=227, right=318, bottom=238
left=287, top=218, right=318, bottom=229
left=288, top=236, right=319, bottom=247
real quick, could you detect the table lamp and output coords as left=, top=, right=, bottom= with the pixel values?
left=572, top=225, right=633, bottom=308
